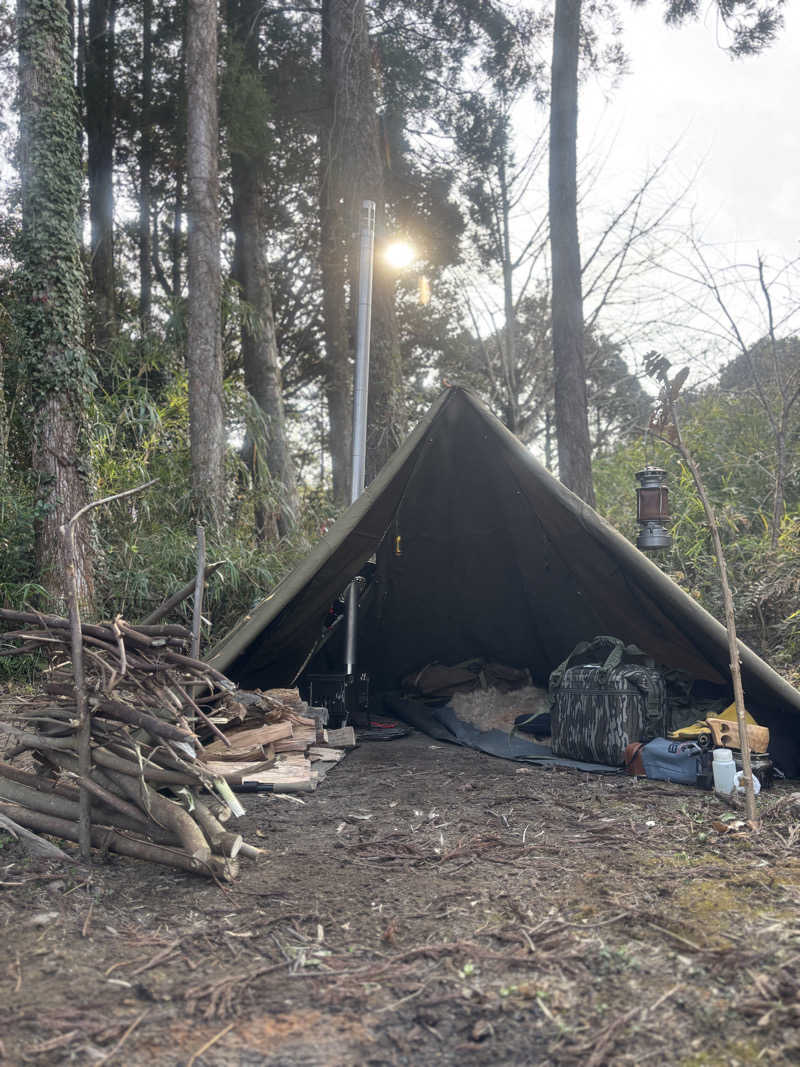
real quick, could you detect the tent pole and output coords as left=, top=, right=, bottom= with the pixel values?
left=345, top=200, right=376, bottom=675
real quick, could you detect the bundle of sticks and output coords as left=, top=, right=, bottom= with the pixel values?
left=0, top=608, right=319, bottom=880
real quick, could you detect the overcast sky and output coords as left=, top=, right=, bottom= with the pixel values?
left=581, top=3, right=799, bottom=259
left=549, top=2, right=799, bottom=373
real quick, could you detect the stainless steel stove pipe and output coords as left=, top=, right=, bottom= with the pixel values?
left=345, top=200, right=376, bottom=675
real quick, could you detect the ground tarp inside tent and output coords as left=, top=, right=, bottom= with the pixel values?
left=209, top=387, right=800, bottom=775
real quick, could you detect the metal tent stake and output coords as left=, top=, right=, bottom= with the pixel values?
left=345, top=200, right=376, bottom=677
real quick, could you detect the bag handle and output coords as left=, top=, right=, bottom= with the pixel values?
left=550, top=635, right=623, bottom=690
left=549, top=635, right=654, bottom=691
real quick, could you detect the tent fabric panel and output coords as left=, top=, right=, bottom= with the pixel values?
left=359, top=394, right=612, bottom=686
left=208, top=389, right=454, bottom=680
left=359, top=393, right=728, bottom=691
left=211, top=386, right=800, bottom=725
left=360, top=396, right=543, bottom=682
left=476, top=395, right=800, bottom=714
left=224, top=483, right=412, bottom=687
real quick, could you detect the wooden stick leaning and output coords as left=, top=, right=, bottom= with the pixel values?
left=655, top=369, right=758, bottom=824
left=58, top=480, right=157, bottom=859
left=140, top=562, right=224, bottom=626
left=191, top=524, right=206, bottom=662
left=60, top=519, right=90, bottom=859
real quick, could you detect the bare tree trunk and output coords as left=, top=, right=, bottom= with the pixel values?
left=171, top=0, right=188, bottom=301
left=319, top=0, right=353, bottom=505
left=186, top=0, right=225, bottom=529
left=772, top=428, right=786, bottom=547
left=172, top=171, right=183, bottom=299
left=367, top=220, right=404, bottom=481
left=138, top=0, right=153, bottom=329
left=17, top=0, right=94, bottom=608
left=228, top=0, right=299, bottom=541
left=549, top=0, right=595, bottom=505
left=319, top=0, right=404, bottom=495
left=86, top=0, right=116, bottom=349
left=498, top=150, right=519, bottom=434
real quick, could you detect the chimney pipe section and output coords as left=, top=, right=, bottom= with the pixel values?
left=346, top=201, right=376, bottom=675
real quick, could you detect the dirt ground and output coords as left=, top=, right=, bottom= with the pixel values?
left=2, top=730, right=800, bottom=1066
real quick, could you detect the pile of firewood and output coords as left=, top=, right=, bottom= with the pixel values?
left=0, top=609, right=353, bottom=879
left=201, top=687, right=355, bottom=793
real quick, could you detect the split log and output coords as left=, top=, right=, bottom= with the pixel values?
left=325, top=726, right=357, bottom=748
left=258, top=688, right=306, bottom=708
left=200, top=759, right=276, bottom=783
left=307, top=746, right=345, bottom=763
left=204, top=754, right=317, bottom=792
left=200, top=721, right=292, bottom=760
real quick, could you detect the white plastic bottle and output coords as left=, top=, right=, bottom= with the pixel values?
left=712, top=748, right=736, bottom=795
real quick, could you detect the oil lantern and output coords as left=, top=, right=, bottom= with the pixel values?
left=635, top=467, right=671, bottom=551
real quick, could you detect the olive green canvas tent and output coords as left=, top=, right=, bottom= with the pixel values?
left=209, top=387, right=800, bottom=771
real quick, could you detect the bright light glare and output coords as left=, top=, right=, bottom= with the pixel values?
left=384, top=240, right=416, bottom=270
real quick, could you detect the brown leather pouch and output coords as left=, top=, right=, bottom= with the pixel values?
left=624, top=741, right=646, bottom=776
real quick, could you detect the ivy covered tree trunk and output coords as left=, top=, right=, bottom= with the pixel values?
left=0, top=338, right=7, bottom=483
left=85, top=0, right=116, bottom=349
left=549, top=0, right=595, bottom=506
left=16, top=0, right=94, bottom=606
left=319, top=0, right=404, bottom=497
left=228, top=0, right=299, bottom=542
left=186, top=0, right=225, bottom=529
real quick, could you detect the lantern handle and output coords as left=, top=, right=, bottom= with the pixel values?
left=642, top=420, right=651, bottom=467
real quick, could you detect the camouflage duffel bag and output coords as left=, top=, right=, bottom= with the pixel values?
left=549, top=636, right=670, bottom=766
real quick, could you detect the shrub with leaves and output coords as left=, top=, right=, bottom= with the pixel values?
left=594, top=389, right=800, bottom=683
